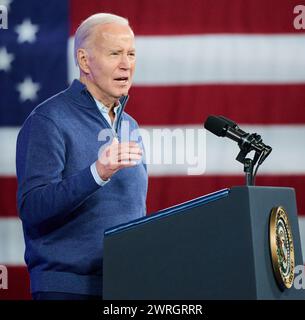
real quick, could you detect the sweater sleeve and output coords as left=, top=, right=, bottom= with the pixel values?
left=16, top=113, right=100, bottom=231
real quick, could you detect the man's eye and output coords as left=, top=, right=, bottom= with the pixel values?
left=128, top=52, right=135, bottom=57
left=111, top=52, right=119, bottom=56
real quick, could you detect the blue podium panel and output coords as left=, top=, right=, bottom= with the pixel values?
left=103, top=187, right=305, bottom=300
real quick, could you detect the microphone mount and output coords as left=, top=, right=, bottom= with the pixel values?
left=204, top=115, right=272, bottom=186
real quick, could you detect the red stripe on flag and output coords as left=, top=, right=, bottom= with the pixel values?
left=1, top=176, right=304, bottom=217
left=147, top=175, right=305, bottom=214
left=0, top=177, right=17, bottom=217
left=0, top=266, right=31, bottom=300
left=70, top=0, right=305, bottom=35
left=128, top=84, right=305, bottom=125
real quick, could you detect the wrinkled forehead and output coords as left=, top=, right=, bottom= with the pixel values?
left=92, top=23, right=135, bottom=48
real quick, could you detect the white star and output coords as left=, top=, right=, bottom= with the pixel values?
left=0, top=47, right=14, bottom=72
left=16, top=77, right=40, bottom=102
left=0, top=0, right=13, bottom=11
left=15, top=19, right=39, bottom=44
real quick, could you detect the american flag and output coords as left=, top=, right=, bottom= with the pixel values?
left=0, top=0, right=305, bottom=299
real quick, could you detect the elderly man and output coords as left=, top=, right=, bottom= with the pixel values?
left=16, top=13, right=148, bottom=300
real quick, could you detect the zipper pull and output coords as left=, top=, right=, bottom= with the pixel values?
left=113, top=135, right=119, bottom=143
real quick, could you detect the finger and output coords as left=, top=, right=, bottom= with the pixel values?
left=116, top=141, right=140, bottom=149
left=112, top=145, right=142, bottom=156
left=118, top=160, right=137, bottom=168
left=109, top=143, right=140, bottom=152
left=120, top=141, right=138, bottom=147
left=119, top=143, right=142, bottom=151
left=118, top=153, right=142, bottom=162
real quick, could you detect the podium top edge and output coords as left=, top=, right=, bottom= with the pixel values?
left=231, top=185, right=296, bottom=192
left=104, top=188, right=229, bottom=237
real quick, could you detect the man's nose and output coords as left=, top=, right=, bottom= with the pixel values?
left=119, top=54, right=131, bottom=69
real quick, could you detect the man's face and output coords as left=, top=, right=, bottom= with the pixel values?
left=85, top=23, right=136, bottom=106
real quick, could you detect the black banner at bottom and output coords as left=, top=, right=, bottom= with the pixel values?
left=0, top=300, right=304, bottom=319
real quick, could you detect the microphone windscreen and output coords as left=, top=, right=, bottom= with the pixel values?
left=218, top=116, right=237, bottom=127
left=204, top=115, right=228, bottom=137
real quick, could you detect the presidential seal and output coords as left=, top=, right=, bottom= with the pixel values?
left=269, top=206, right=295, bottom=290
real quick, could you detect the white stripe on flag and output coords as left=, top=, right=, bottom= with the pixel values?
left=68, top=35, right=305, bottom=85
left=205, top=125, right=305, bottom=175
left=144, top=125, right=305, bottom=176
left=0, top=218, right=25, bottom=265
left=2, top=126, right=305, bottom=176
left=0, top=216, right=304, bottom=265
left=0, top=127, right=18, bottom=176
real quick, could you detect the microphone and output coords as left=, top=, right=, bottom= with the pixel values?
left=204, top=115, right=271, bottom=156
left=204, top=115, right=272, bottom=185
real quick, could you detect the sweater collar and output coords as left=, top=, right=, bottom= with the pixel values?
left=65, top=79, right=129, bottom=111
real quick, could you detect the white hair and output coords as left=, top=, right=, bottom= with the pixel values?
left=74, top=13, right=129, bottom=66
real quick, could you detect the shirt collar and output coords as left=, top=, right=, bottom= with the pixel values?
left=94, top=98, right=122, bottom=116
left=65, top=79, right=129, bottom=111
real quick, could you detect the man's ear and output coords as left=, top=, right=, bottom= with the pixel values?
left=77, top=48, right=90, bottom=74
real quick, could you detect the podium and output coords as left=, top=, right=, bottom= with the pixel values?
left=103, top=186, right=305, bottom=299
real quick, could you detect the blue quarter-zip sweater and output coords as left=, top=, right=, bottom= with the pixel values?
left=16, top=79, right=148, bottom=296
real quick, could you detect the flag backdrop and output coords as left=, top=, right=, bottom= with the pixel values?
left=0, top=0, right=305, bottom=299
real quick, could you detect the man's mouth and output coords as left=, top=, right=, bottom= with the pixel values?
left=114, top=77, right=129, bottom=84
